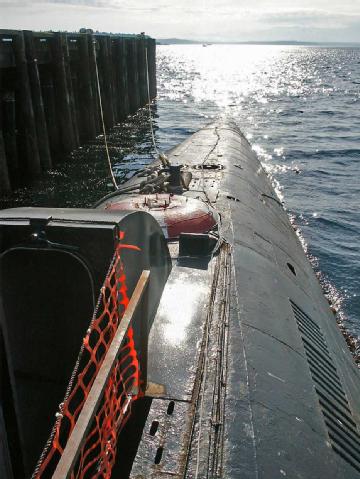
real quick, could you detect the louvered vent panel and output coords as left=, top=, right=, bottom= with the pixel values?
left=290, top=300, right=360, bottom=473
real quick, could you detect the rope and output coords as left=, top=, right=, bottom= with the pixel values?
left=145, top=47, right=170, bottom=167
left=93, top=40, right=118, bottom=190
left=145, top=47, right=159, bottom=156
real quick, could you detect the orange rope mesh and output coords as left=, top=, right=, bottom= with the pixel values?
left=34, top=231, right=143, bottom=479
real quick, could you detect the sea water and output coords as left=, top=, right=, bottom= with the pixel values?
left=1, top=44, right=359, bottom=355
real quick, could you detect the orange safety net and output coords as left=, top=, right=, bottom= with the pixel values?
left=33, top=231, right=143, bottom=479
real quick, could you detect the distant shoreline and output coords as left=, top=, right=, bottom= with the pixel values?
left=157, top=39, right=360, bottom=47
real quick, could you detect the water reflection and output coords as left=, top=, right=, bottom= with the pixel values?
left=0, top=107, right=159, bottom=209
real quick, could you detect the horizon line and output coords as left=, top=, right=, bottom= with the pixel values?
left=157, top=38, right=360, bottom=45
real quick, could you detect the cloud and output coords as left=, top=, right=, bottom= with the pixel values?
left=0, top=0, right=359, bottom=42
left=0, top=0, right=169, bottom=9
left=256, top=9, right=360, bottom=29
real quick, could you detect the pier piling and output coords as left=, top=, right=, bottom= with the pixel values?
left=0, top=127, right=11, bottom=194
left=127, top=38, right=141, bottom=113
left=23, top=30, right=52, bottom=170
left=75, top=34, right=97, bottom=142
left=0, top=30, right=156, bottom=192
left=13, top=31, right=42, bottom=178
left=51, top=32, right=77, bottom=154
left=2, top=93, right=19, bottom=183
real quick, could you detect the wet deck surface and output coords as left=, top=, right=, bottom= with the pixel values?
left=131, top=123, right=360, bottom=478
left=146, top=261, right=214, bottom=401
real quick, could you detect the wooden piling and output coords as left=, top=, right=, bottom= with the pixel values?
left=0, top=122, right=11, bottom=194
left=88, top=36, right=101, bottom=134
left=121, top=39, right=130, bottom=117
left=40, top=66, right=61, bottom=160
left=148, top=38, right=157, bottom=99
left=0, top=71, right=11, bottom=193
left=97, top=35, right=115, bottom=130
left=137, top=36, right=147, bottom=106
left=23, top=30, right=52, bottom=170
left=76, top=34, right=96, bottom=141
left=2, top=93, right=19, bottom=182
left=51, top=32, right=77, bottom=154
left=13, top=31, right=41, bottom=177
left=127, top=38, right=140, bottom=113
left=114, top=37, right=129, bottom=119
left=106, top=35, right=117, bottom=124
left=0, top=30, right=156, bottom=192
left=63, top=35, right=80, bottom=148
left=110, top=38, right=120, bottom=123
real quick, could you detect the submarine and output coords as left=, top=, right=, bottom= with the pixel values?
left=0, top=122, right=359, bottom=479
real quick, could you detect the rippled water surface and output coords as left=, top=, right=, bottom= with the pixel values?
left=2, top=44, right=360, bottom=351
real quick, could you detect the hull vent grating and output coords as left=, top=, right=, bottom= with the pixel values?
left=291, top=300, right=360, bottom=473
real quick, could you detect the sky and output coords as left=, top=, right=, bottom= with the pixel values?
left=1, top=0, right=360, bottom=43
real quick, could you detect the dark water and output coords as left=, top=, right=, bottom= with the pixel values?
left=1, top=44, right=359, bottom=355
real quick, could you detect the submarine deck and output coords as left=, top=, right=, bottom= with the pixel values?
left=129, top=123, right=360, bottom=478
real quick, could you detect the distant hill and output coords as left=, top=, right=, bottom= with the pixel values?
left=156, top=38, right=360, bottom=46
left=156, top=38, right=202, bottom=45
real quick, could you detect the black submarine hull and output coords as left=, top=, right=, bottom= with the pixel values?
left=0, top=122, right=359, bottom=478
left=123, top=122, right=360, bottom=478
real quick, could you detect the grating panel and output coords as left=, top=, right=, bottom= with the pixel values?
left=290, top=300, right=360, bottom=474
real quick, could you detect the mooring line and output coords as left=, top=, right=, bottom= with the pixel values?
left=145, top=47, right=170, bottom=167
left=145, top=46, right=159, bottom=157
left=93, top=39, right=118, bottom=190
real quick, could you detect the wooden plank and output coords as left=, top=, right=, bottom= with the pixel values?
left=52, top=270, right=150, bottom=479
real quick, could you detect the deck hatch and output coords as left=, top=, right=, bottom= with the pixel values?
left=290, top=300, right=360, bottom=473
